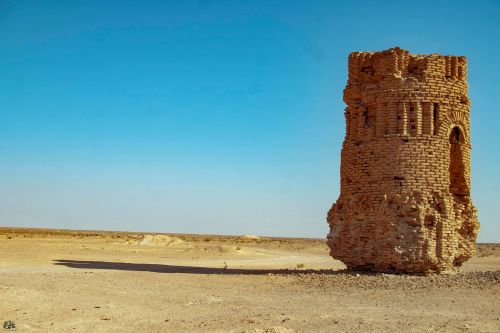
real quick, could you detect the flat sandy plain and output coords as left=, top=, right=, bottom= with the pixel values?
left=0, top=227, right=499, bottom=333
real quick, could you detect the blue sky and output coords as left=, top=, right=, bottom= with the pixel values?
left=0, top=0, right=499, bottom=242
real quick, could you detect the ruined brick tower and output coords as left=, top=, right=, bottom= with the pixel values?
left=327, top=47, right=479, bottom=274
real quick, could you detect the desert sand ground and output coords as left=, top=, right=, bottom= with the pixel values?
left=0, top=227, right=499, bottom=333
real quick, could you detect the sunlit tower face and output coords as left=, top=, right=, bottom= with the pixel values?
left=327, top=47, right=479, bottom=274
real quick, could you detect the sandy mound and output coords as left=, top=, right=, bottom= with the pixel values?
left=138, top=235, right=191, bottom=248
left=214, top=244, right=242, bottom=255
left=236, top=234, right=264, bottom=244
left=185, top=244, right=251, bottom=257
left=239, top=235, right=261, bottom=240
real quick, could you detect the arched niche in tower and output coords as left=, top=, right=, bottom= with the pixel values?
left=449, top=126, right=469, bottom=196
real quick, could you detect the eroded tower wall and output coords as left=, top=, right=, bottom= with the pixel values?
left=327, top=47, right=479, bottom=273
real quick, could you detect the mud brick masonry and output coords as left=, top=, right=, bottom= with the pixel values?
left=327, top=47, right=479, bottom=273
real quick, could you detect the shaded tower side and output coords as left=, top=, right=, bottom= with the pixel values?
left=327, top=47, right=479, bottom=273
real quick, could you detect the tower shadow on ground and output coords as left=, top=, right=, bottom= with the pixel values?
left=53, top=259, right=349, bottom=276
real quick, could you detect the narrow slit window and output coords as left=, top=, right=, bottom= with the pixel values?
left=433, top=103, right=439, bottom=135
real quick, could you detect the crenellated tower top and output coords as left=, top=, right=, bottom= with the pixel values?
left=343, top=47, right=470, bottom=143
left=347, top=47, right=467, bottom=84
